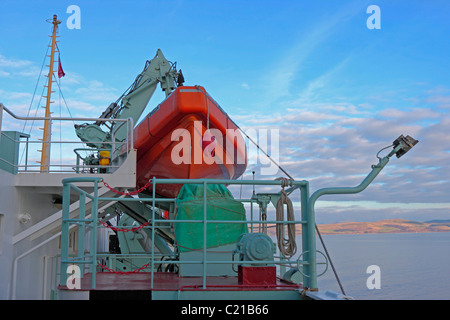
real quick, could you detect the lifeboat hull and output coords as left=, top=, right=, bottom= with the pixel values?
left=133, top=86, right=247, bottom=198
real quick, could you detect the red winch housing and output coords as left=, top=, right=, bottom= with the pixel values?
left=238, top=266, right=277, bottom=285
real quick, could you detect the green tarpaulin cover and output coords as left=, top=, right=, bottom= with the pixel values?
left=175, top=184, right=247, bottom=252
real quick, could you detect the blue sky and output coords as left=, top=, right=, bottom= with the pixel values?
left=0, top=0, right=449, bottom=223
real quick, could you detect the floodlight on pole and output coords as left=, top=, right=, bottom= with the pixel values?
left=392, top=135, right=419, bottom=158
left=305, top=134, right=418, bottom=289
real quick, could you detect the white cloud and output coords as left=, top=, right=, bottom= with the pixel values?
left=236, top=96, right=450, bottom=215
left=0, top=54, right=33, bottom=68
left=425, top=95, right=450, bottom=109
left=74, top=80, right=119, bottom=102
left=0, top=53, right=120, bottom=140
left=0, top=54, right=41, bottom=78
left=0, top=89, right=32, bottom=102
left=293, top=57, right=351, bottom=105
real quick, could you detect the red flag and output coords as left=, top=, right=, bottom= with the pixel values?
left=58, top=56, right=65, bottom=78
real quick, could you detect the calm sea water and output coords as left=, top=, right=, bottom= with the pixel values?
left=307, top=232, right=450, bottom=300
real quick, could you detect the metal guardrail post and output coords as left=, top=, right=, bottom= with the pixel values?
left=299, top=182, right=315, bottom=289
left=0, top=103, right=4, bottom=142
left=78, top=193, right=86, bottom=275
left=304, top=151, right=399, bottom=289
left=151, top=177, right=156, bottom=289
left=203, top=180, right=207, bottom=289
left=60, top=177, right=102, bottom=290
left=60, top=180, right=71, bottom=287
left=90, top=179, right=99, bottom=289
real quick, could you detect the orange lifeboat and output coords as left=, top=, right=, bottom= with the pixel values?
left=133, top=86, right=247, bottom=198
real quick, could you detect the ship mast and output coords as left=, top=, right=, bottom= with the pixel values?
left=39, top=14, right=61, bottom=172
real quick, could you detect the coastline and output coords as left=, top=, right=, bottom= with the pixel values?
left=266, top=219, right=450, bottom=236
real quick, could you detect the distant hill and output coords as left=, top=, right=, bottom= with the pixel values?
left=315, top=219, right=450, bottom=235
left=425, top=219, right=450, bottom=224
left=266, top=219, right=450, bottom=236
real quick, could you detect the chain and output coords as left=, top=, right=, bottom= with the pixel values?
left=100, top=220, right=151, bottom=233
left=103, top=180, right=152, bottom=196
left=97, top=261, right=151, bottom=275
left=97, top=180, right=154, bottom=274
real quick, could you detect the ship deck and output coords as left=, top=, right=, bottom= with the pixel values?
left=58, top=272, right=304, bottom=300
left=62, top=272, right=302, bottom=291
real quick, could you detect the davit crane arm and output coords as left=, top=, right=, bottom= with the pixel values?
left=74, top=49, right=184, bottom=149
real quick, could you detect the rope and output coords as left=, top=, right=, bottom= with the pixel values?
left=275, top=178, right=296, bottom=259
left=315, top=224, right=347, bottom=296
left=18, top=39, right=51, bottom=166
left=236, top=125, right=294, bottom=180
left=21, top=38, right=51, bottom=133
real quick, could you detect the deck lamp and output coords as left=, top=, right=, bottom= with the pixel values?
left=377, top=134, right=419, bottom=161
left=392, top=134, right=419, bottom=158
left=306, top=134, right=419, bottom=289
